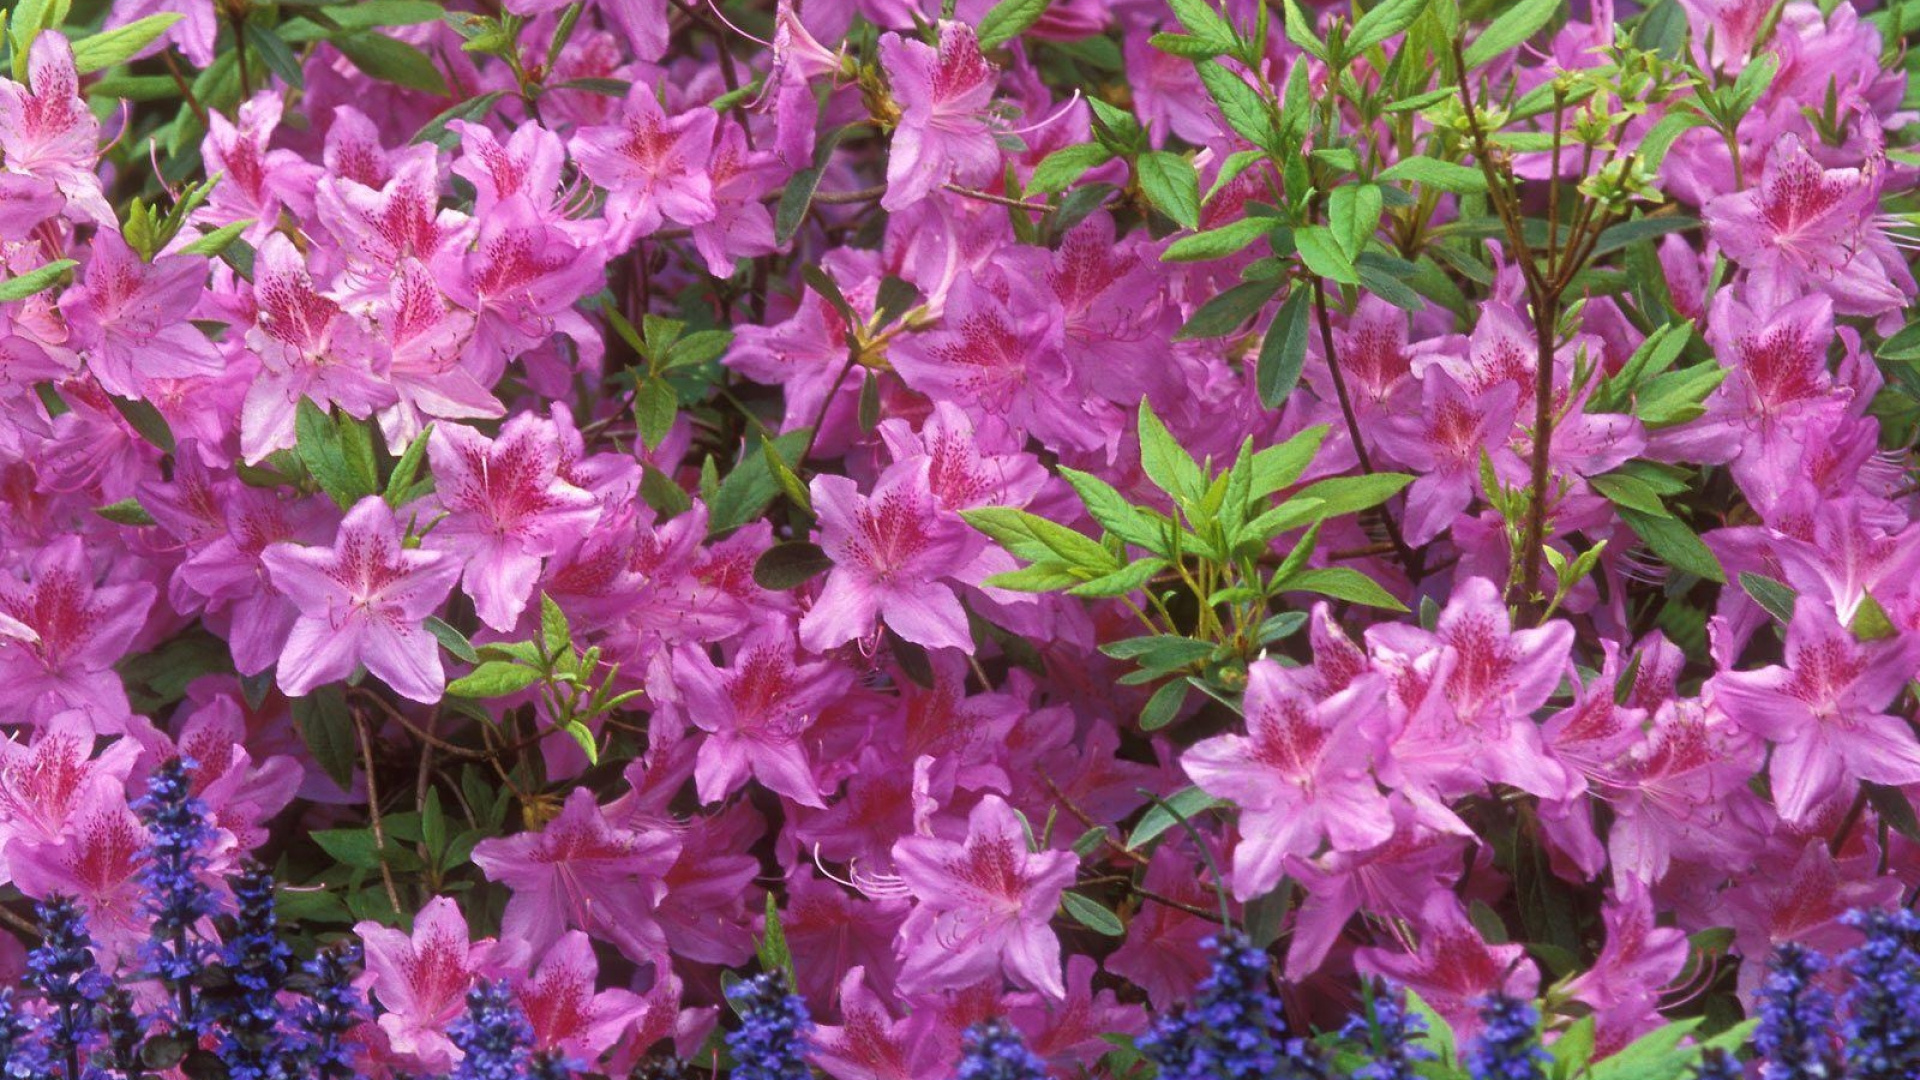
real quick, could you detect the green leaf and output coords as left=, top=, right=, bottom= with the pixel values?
left=1061, top=891, right=1125, bottom=936
left=1585, top=1018, right=1705, bottom=1080
left=983, top=562, right=1085, bottom=592
left=1126, top=786, right=1223, bottom=849
left=1162, top=216, right=1275, bottom=262
left=1293, top=225, right=1360, bottom=285
left=1462, top=0, right=1561, bottom=69
left=0, top=258, right=76, bottom=302
left=1739, top=572, right=1797, bottom=623
left=1281, top=566, right=1409, bottom=610
left=111, top=395, right=177, bottom=454
left=1138, top=678, right=1189, bottom=730
left=95, top=498, right=155, bottom=526
left=1619, top=508, right=1725, bottom=583
left=1634, top=363, right=1725, bottom=427
left=1852, top=593, right=1898, bottom=642
left=1029, top=142, right=1114, bottom=195
left=1866, top=781, right=1920, bottom=843
left=243, top=22, right=306, bottom=90
left=1328, top=184, right=1382, bottom=259
left=383, top=423, right=433, bottom=507
left=753, top=542, right=834, bottom=590
left=295, top=400, right=381, bottom=510
left=1377, top=156, right=1489, bottom=193
left=69, top=13, right=181, bottom=73
left=708, top=430, right=811, bottom=534
left=179, top=219, right=252, bottom=258
left=1289, top=472, right=1413, bottom=516
left=1136, top=151, right=1201, bottom=230
left=1347, top=0, right=1427, bottom=53
left=1177, top=279, right=1280, bottom=340
left=1068, top=558, right=1167, bottom=599
left=1058, top=468, right=1167, bottom=552
left=540, top=593, right=570, bottom=656
left=311, top=829, right=383, bottom=870
left=1136, top=400, right=1207, bottom=505
left=962, top=507, right=1117, bottom=571
left=1166, top=0, right=1235, bottom=42
left=334, top=32, right=450, bottom=95
left=1195, top=61, right=1274, bottom=149
left=1279, top=0, right=1328, bottom=60
left=426, top=617, right=479, bottom=664
left=775, top=163, right=827, bottom=246
left=634, top=378, right=678, bottom=451
left=290, top=687, right=357, bottom=791
left=757, top=892, right=798, bottom=984
left=1250, top=425, right=1329, bottom=497
left=1590, top=472, right=1670, bottom=517
left=446, top=661, right=542, bottom=698
left=1257, top=287, right=1312, bottom=408
left=1099, top=634, right=1217, bottom=668
left=977, top=0, right=1050, bottom=49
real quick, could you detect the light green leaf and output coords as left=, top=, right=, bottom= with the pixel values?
left=1377, top=156, right=1490, bottom=193
left=1293, top=225, right=1360, bottom=285
left=1136, top=151, right=1201, bottom=230
left=1462, top=0, right=1561, bottom=69
left=1281, top=566, right=1409, bottom=610
left=69, top=13, right=181, bottom=74
left=977, top=0, right=1050, bottom=49
left=0, top=259, right=76, bottom=302
left=446, top=661, right=542, bottom=698
left=1619, top=508, right=1725, bottom=583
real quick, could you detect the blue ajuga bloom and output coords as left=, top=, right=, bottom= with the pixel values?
left=134, top=756, right=216, bottom=1023
left=955, top=1018, right=1048, bottom=1080
left=216, top=862, right=297, bottom=1080
left=725, top=971, right=814, bottom=1080
left=295, top=941, right=367, bottom=1080
left=1693, top=1048, right=1745, bottom=1080
left=1339, top=983, right=1434, bottom=1080
left=0, top=987, right=50, bottom=1080
left=452, top=979, right=535, bottom=1080
left=1463, top=995, right=1547, bottom=1080
left=1139, top=930, right=1325, bottom=1080
left=27, top=895, right=109, bottom=1080
left=1840, top=908, right=1920, bottom=1080
left=1755, top=942, right=1839, bottom=1080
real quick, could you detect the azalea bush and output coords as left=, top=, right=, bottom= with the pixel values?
left=4, top=0, right=1920, bottom=1075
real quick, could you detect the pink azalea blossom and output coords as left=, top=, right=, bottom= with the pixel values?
left=1711, top=600, right=1920, bottom=824
left=470, top=786, right=681, bottom=965
left=261, top=496, right=461, bottom=703
left=671, top=619, right=852, bottom=807
left=878, top=23, right=1002, bottom=211
left=427, top=414, right=600, bottom=631
left=802, top=461, right=982, bottom=653
left=357, top=895, right=500, bottom=1073
left=512, top=931, right=652, bottom=1064
left=891, top=794, right=1077, bottom=999
left=0, top=34, right=111, bottom=225
left=571, top=88, right=717, bottom=245
left=0, top=537, right=155, bottom=728
left=1182, top=659, right=1393, bottom=901
left=60, top=231, right=223, bottom=398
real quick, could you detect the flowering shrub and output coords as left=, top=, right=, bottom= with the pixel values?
left=3, top=0, right=1920, bottom=1075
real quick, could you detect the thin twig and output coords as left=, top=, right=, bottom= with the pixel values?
left=354, top=709, right=405, bottom=915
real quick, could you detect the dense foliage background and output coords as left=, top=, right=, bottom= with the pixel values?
left=6, top=0, right=1920, bottom=1076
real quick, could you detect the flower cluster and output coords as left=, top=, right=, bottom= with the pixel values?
left=0, top=0, right=1918, bottom=1076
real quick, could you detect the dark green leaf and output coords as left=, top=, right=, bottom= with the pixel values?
left=1257, top=288, right=1312, bottom=407
left=754, top=542, right=834, bottom=590
left=1619, top=508, right=1725, bottom=583
left=977, top=0, right=1051, bottom=48
left=1061, top=892, right=1125, bottom=936
left=290, top=687, right=357, bottom=791
left=334, top=32, right=450, bottom=95
left=1136, top=151, right=1200, bottom=230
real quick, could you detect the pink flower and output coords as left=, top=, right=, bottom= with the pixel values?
left=689, top=121, right=782, bottom=277
left=1354, top=893, right=1539, bottom=1042
left=427, top=414, right=600, bottom=631
left=878, top=23, right=1002, bottom=211
left=1705, top=134, right=1913, bottom=318
left=1372, top=371, right=1522, bottom=546
left=811, top=966, right=956, bottom=1080
left=1562, top=878, right=1689, bottom=1053
left=1606, top=700, right=1767, bottom=883
left=801, top=462, right=981, bottom=654
left=570, top=88, right=717, bottom=244
left=357, top=895, right=500, bottom=1074
left=892, top=794, right=1077, bottom=1000
left=436, top=194, right=607, bottom=383
left=1711, top=600, right=1920, bottom=825
left=241, top=233, right=395, bottom=462
left=0, top=34, right=110, bottom=226
left=512, top=931, right=651, bottom=1064
left=260, top=496, right=461, bottom=703
left=470, top=786, right=681, bottom=965
left=1368, top=577, right=1580, bottom=803
left=6, top=783, right=153, bottom=959
left=671, top=619, right=852, bottom=808
left=60, top=231, right=223, bottom=398
left=1181, top=660, right=1393, bottom=902
left=0, top=537, right=155, bottom=729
